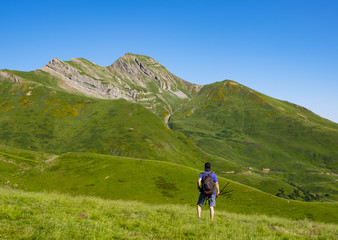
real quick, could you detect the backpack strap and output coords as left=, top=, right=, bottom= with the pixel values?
left=203, top=172, right=213, bottom=177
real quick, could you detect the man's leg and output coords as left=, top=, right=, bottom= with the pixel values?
left=209, top=206, right=214, bottom=221
left=197, top=193, right=205, bottom=219
left=208, top=194, right=216, bottom=221
left=197, top=205, right=201, bottom=218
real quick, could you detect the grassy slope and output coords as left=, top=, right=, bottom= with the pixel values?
left=170, top=80, right=338, bottom=200
left=0, top=78, right=237, bottom=170
left=1, top=189, right=337, bottom=240
left=1, top=148, right=337, bottom=224
left=1, top=62, right=337, bottom=203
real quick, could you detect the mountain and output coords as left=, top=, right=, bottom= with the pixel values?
left=0, top=53, right=337, bottom=202
left=38, top=53, right=202, bottom=125
left=170, top=80, right=338, bottom=199
left=0, top=75, right=240, bottom=170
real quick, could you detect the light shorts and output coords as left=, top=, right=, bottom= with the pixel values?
left=197, top=192, right=216, bottom=207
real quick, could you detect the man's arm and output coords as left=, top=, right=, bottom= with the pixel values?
left=197, top=178, right=202, bottom=189
left=215, top=182, right=220, bottom=197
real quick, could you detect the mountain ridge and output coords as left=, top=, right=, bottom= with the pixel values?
left=0, top=53, right=337, bottom=201
left=1, top=53, right=336, bottom=124
left=23, top=53, right=202, bottom=121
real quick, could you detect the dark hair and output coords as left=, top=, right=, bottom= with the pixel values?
left=205, top=162, right=211, bottom=171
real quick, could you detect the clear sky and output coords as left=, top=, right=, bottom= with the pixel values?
left=1, top=0, right=337, bottom=123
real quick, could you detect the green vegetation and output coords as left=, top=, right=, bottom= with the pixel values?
left=1, top=54, right=338, bottom=234
left=1, top=150, right=337, bottom=223
left=65, top=58, right=117, bottom=83
left=8, top=69, right=61, bottom=89
left=223, top=172, right=297, bottom=198
left=170, top=80, right=338, bottom=200
left=1, top=188, right=337, bottom=239
left=0, top=80, right=238, bottom=170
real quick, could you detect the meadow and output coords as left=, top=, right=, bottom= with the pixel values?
left=1, top=188, right=337, bottom=239
left=1, top=147, right=337, bottom=224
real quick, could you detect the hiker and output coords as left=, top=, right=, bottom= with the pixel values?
left=197, top=162, right=220, bottom=221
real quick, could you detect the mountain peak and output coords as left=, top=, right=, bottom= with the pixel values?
left=121, top=52, right=141, bottom=57
left=120, top=52, right=153, bottom=58
left=41, top=57, right=66, bottom=71
left=36, top=53, right=202, bottom=119
left=111, top=53, right=162, bottom=69
left=47, top=57, right=63, bottom=64
left=109, top=53, right=170, bottom=82
left=108, top=53, right=201, bottom=96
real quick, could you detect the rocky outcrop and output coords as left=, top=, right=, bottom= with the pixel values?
left=38, top=53, right=203, bottom=121
left=108, top=53, right=202, bottom=98
left=41, top=58, right=135, bottom=101
left=0, top=71, right=23, bottom=83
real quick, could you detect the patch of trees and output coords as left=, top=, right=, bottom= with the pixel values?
left=276, top=183, right=320, bottom=202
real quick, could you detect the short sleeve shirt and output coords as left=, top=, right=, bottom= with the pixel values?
left=199, top=171, right=218, bottom=182
left=199, top=171, right=218, bottom=194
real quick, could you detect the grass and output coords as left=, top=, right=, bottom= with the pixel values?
left=1, top=188, right=337, bottom=239
left=1, top=150, right=337, bottom=224
left=222, top=172, right=297, bottom=197
left=0, top=79, right=239, bottom=171
left=8, top=70, right=61, bottom=89
left=1, top=55, right=337, bottom=208
left=170, top=80, right=338, bottom=200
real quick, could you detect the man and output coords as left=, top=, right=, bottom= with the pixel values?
left=197, top=162, right=220, bottom=221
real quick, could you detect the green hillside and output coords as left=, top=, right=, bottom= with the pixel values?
left=1, top=53, right=337, bottom=205
left=0, top=79, right=238, bottom=170
left=1, top=189, right=337, bottom=240
left=170, top=80, right=338, bottom=200
left=1, top=147, right=337, bottom=223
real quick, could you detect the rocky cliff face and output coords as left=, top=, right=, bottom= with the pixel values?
left=41, top=58, right=135, bottom=101
left=38, top=53, right=202, bottom=122
left=0, top=71, right=23, bottom=83
left=108, top=53, right=202, bottom=98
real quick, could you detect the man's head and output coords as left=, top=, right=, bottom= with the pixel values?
left=205, top=162, right=211, bottom=171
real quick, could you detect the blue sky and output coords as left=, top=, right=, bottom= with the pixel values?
left=1, top=0, right=337, bottom=123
